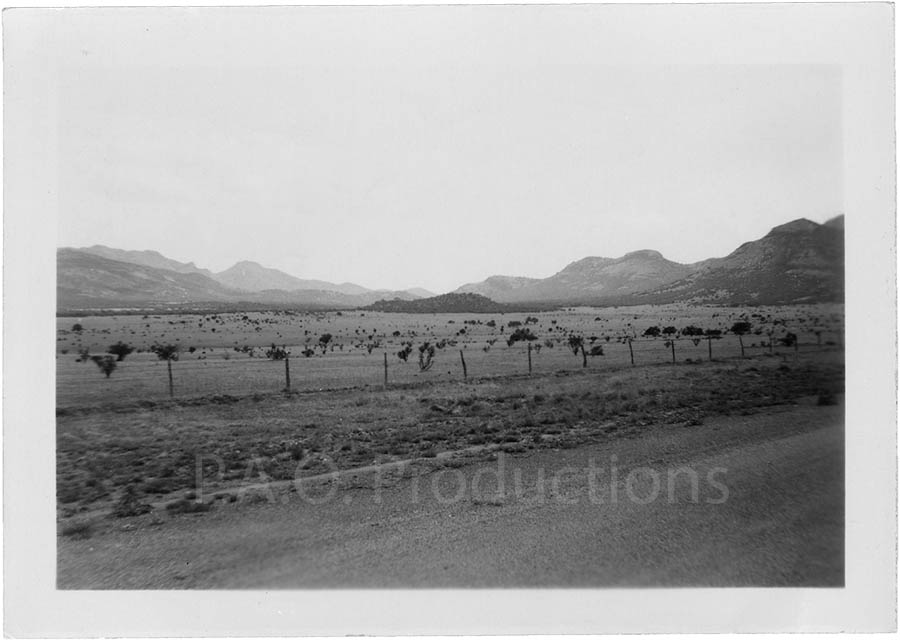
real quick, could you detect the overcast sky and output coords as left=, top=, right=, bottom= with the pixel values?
left=54, top=7, right=843, bottom=293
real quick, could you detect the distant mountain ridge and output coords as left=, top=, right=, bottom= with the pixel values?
left=59, top=215, right=843, bottom=311
left=213, top=260, right=373, bottom=296
left=57, top=249, right=240, bottom=308
left=454, top=275, right=541, bottom=300
left=452, top=216, right=843, bottom=306
left=627, top=216, right=844, bottom=305
left=77, top=245, right=214, bottom=278
left=58, top=250, right=428, bottom=310
left=63, top=246, right=431, bottom=309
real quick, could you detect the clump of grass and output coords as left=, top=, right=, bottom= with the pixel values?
left=141, top=477, right=179, bottom=495
left=57, top=483, right=84, bottom=504
left=60, top=519, right=94, bottom=539
left=111, top=485, right=153, bottom=518
left=165, top=498, right=212, bottom=515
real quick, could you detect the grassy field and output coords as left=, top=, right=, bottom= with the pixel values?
left=57, top=303, right=844, bottom=407
left=57, top=354, right=844, bottom=526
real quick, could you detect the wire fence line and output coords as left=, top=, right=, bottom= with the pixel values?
left=56, top=327, right=844, bottom=409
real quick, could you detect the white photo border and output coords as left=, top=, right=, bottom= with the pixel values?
left=3, top=2, right=896, bottom=635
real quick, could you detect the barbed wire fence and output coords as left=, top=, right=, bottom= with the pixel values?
left=56, top=323, right=845, bottom=408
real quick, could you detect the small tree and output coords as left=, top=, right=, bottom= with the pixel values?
left=730, top=321, right=752, bottom=358
left=418, top=342, right=436, bottom=371
left=72, top=323, right=83, bottom=332
left=506, top=327, right=538, bottom=347
left=76, top=347, right=91, bottom=363
left=568, top=335, right=587, bottom=368
left=90, top=355, right=117, bottom=378
left=643, top=326, right=661, bottom=338
left=318, top=333, right=332, bottom=354
left=662, top=326, right=678, bottom=337
left=265, top=344, right=289, bottom=360
left=397, top=342, right=413, bottom=362
left=779, top=332, right=798, bottom=348
left=150, top=343, right=180, bottom=398
left=108, top=341, right=135, bottom=362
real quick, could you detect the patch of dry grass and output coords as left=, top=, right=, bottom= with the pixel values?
left=57, top=351, right=843, bottom=515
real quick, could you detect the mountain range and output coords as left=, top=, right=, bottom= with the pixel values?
left=453, top=216, right=844, bottom=306
left=58, top=215, right=843, bottom=311
left=59, top=247, right=434, bottom=310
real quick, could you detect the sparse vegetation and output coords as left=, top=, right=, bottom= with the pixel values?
left=265, top=344, right=289, bottom=360
left=150, top=343, right=180, bottom=397
left=56, top=349, right=843, bottom=517
left=90, top=355, right=118, bottom=378
left=111, top=484, right=153, bottom=518
left=108, top=341, right=135, bottom=361
left=418, top=342, right=436, bottom=371
left=506, top=327, right=538, bottom=346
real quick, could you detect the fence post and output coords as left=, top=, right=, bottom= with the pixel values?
left=167, top=359, right=174, bottom=398
left=284, top=356, right=291, bottom=392
left=459, top=349, right=467, bottom=381
left=527, top=342, right=533, bottom=375
left=628, top=338, right=635, bottom=366
left=670, top=340, right=676, bottom=364
left=707, top=336, right=713, bottom=361
left=383, top=352, right=388, bottom=389
left=581, top=344, right=587, bottom=368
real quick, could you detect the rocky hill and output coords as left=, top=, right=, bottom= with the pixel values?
left=76, top=245, right=214, bottom=278
left=628, top=216, right=844, bottom=305
left=452, top=217, right=843, bottom=306
left=364, top=293, right=511, bottom=314
left=57, top=249, right=239, bottom=308
left=454, top=275, right=541, bottom=301
left=454, top=250, right=694, bottom=304
left=213, top=260, right=373, bottom=296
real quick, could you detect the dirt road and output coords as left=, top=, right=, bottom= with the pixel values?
left=58, top=401, right=843, bottom=588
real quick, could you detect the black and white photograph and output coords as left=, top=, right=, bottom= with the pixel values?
left=3, top=1, right=896, bottom=635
